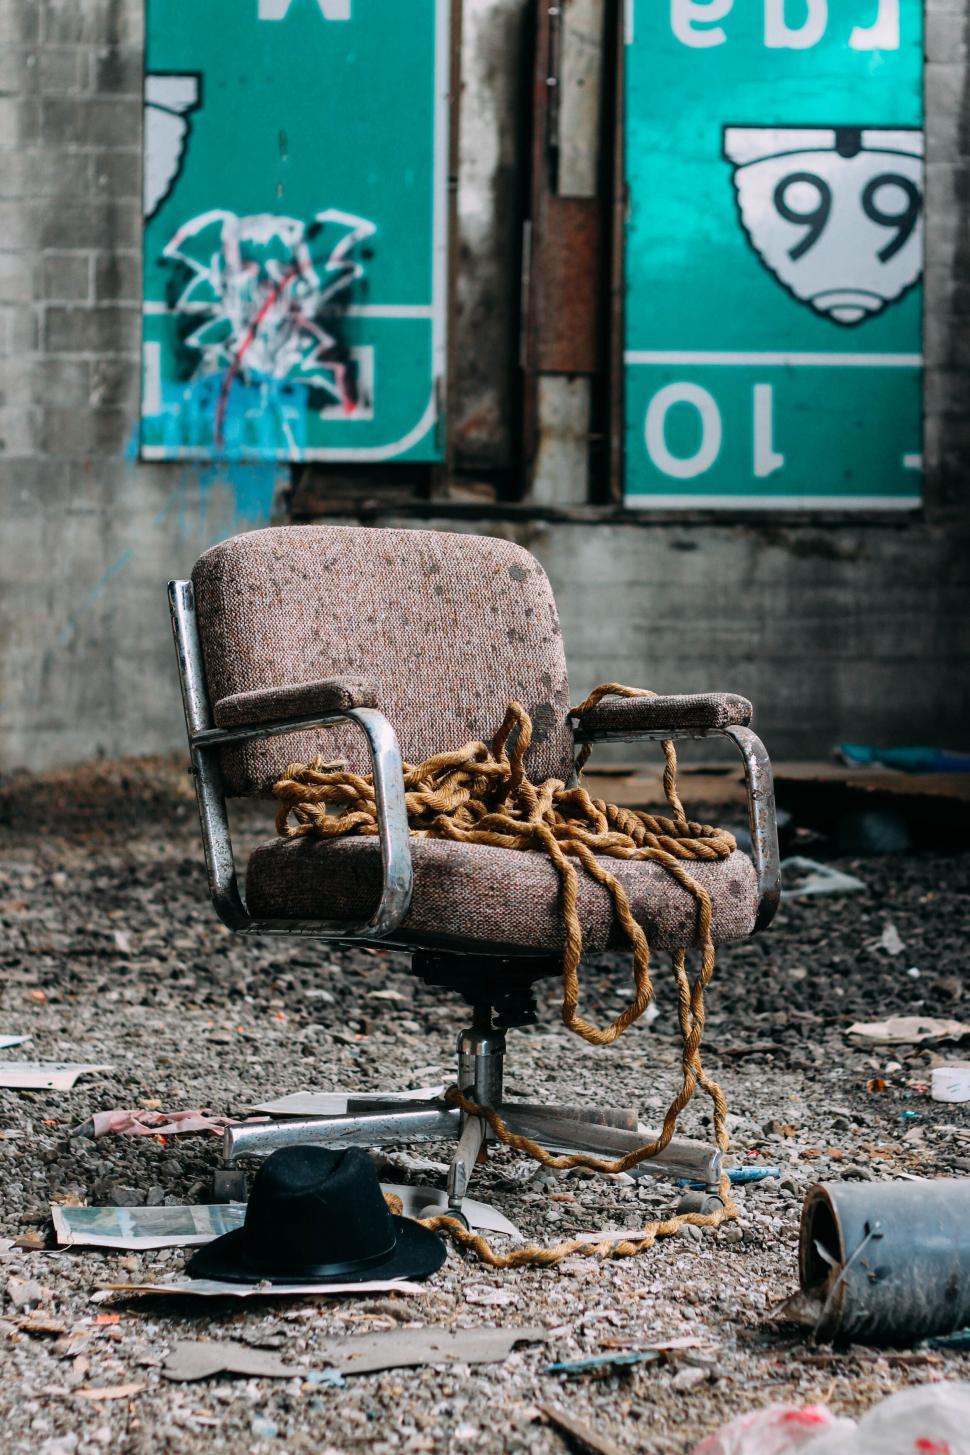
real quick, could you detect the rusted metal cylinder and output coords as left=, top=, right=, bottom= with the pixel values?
left=800, top=1179, right=970, bottom=1345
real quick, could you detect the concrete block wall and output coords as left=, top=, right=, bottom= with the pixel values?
left=0, top=0, right=967, bottom=773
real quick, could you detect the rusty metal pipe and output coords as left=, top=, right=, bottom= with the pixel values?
left=800, top=1179, right=970, bottom=1345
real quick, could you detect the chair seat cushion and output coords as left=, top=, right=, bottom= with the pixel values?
left=245, top=836, right=759, bottom=954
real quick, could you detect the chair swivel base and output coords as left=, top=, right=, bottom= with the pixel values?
left=220, top=1007, right=723, bottom=1218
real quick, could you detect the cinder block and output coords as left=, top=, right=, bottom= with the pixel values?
left=30, top=356, right=91, bottom=407
left=0, top=252, right=36, bottom=304
left=44, top=305, right=138, bottom=354
left=90, top=45, right=142, bottom=96
left=0, top=1, right=40, bottom=45
left=0, top=201, right=40, bottom=251
left=0, top=47, right=36, bottom=95
left=0, top=304, right=39, bottom=353
left=0, top=95, right=41, bottom=144
left=95, top=251, right=140, bottom=303
left=2, top=148, right=95, bottom=199
left=41, top=0, right=139, bottom=47
left=93, top=150, right=141, bottom=201
left=41, top=95, right=141, bottom=148
left=39, top=202, right=140, bottom=252
left=41, top=252, right=92, bottom=303
left=37, top=45, right=88, bottom=95
left=0, top=404, right=43, bottom=456
left=41, top=404, right=130, bottom=456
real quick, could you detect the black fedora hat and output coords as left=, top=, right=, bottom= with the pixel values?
left=188, top=1144, right=446, bottom=1284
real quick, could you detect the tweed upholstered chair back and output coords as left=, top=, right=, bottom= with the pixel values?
left=191, top=525, right=574, bottom=797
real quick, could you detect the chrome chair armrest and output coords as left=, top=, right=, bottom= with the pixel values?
left=572, top=721, right=781, bottom=932
left=168, top=580, right=412, bottom=941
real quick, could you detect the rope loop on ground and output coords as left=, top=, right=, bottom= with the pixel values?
left=273, top=686, right=739, bottom=1267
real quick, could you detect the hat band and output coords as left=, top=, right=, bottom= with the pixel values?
left=240, top=1237, right=398, bottom=1281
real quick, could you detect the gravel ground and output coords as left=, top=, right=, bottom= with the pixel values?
left=0, top=757, right=968, bottom=1455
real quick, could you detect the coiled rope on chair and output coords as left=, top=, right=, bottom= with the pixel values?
left=273, top=685, right=740, bottom=1266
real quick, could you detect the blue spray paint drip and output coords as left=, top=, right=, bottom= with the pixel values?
left=49, top=549, right=135, bottom=653
left=142, top=372, right=310, bottom=461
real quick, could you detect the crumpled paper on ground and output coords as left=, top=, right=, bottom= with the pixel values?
left=75, top=1109, right=259, bottom=1138
left=690, top=1383, right=970, bottom=1455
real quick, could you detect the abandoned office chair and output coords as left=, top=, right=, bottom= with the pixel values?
left=169, top=526, right=780, bottom=1220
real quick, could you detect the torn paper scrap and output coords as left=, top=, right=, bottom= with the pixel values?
left=253, top=1086, right=444, bottom=1117
left=847, top=1016, right=970, bottom=1046
left=315, top=1324, right=547, bottom=1374
left=0, top=1063, right=111, bottom=1090
left=92, top=1278, right=426, bottom=1300
left=383, top=1183, right=520, bottom=1238
left=162, top=1339, right=305, bottom=1381
left=781, top=858, right=866, bottom=898
left=52, top=1202, right=246, bottom=1251
left=74, top=1109, right=259, bottom=1139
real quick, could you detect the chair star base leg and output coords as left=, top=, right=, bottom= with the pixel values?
left=219, top=1009, right=722, bottom=1209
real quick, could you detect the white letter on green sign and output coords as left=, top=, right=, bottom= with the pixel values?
left=671, top=0, right=733, bottom=48
left=645, top=384, right=723, bottom=480
left=850, top=0, right=899, bottom=51
left=765, top=0, right=827, bottom=49
left=258, top=0, right=351, bottom=19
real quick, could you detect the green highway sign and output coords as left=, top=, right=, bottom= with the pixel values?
left=623, top=0, right=923, bottom=508
left=141, top=0, right=449, bottom=463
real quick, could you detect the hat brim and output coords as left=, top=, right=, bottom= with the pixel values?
left=186, top=1215, right=446, bottom=1286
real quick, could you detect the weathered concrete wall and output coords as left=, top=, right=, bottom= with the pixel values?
left=0, top=0, right=967, bottom=774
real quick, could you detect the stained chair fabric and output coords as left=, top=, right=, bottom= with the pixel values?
left=191, top=525, right=573, bottom=796
left=246, top=835, right=759, bottom=954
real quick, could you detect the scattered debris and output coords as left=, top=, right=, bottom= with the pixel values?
left=680, top=1167, right=781, bottom=1189
left=931, top=1064, right=970, bottom=1103
left=73, top=1384, right=144, bottom=1402
left=540, top=1404, right=625, bottom=1455
left=92, top=1278, right=426, bottom=1301
left=781, top=858, right=866, bottom=898
left=869, top=922, right=905, bottom=956
left=689, top=1402, right=852, bottom=1453
left=0, top=1036, right=30, bottom=1050
left=315, top=1325, right=547, bottom=1374
left=672, top=1365, right=710, bottom=1392
left=0, top=1063, right=112, bottom=1090
left=52, top=1202, right=245, bottom=1251
left=162, top=1339, right=305, bottom=1381
left=689, top=1383, right=970, bottom=1454
left=7, top=1276, right=45, bottom=1308
left=383, top=1183, right=521, bottom=1237
left=545, top=1351, right=660, bottom=1378
left=74, top=1109, right=251, bottom=1139
left=846, top=1015, right=970, bottom=1046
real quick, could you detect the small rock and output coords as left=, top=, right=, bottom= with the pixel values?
left=105, top=1185, right=146, bottom=1207
left=145, top=1185, right=166, bottom=1206
left=681, top=1223, right=702, bottom=1242
left=720, top=1225, right=743, bottom=1244
left=672, top=1365, right=709, bottom=1391
left=7, top=1276, right=44, bottom=1309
